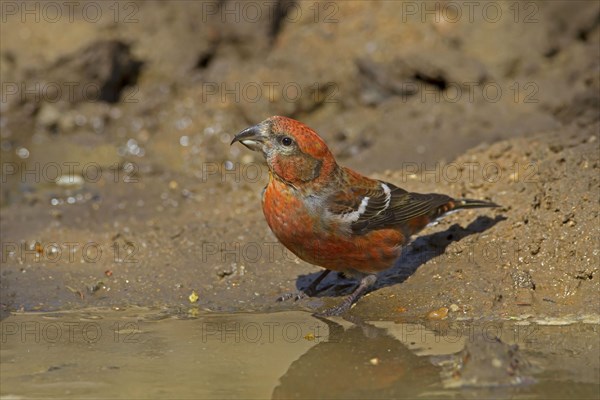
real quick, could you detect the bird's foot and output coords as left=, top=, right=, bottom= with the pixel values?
left=316, top=298, right=354, bottom=317
left=315, top=274, right=377, bottom=317
left=277, top=291, right=309, bottom=302
left=277, top=270, right=333, bottom=302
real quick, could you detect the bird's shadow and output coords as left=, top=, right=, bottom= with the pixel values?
left=294, top=215, right=506, bottom=297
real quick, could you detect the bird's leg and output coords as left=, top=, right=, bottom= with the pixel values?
left=303, top=269, right=332, bottom=296
left=277, top=270, right=332, bottom=302
left=317, top=274, right=377, bottom=317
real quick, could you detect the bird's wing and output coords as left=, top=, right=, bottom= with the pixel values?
left=326, top=179, right=453, bottom=235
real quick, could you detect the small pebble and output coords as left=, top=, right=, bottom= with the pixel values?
left=427, top=307, right=449, bottom=320
left=189, top=291, right=199, bottom=303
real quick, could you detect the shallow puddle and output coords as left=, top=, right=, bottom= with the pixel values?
left=1, top=309, right=598, bottom=399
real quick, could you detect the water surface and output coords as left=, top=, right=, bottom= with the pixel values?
left=1, top=309, right=598, bottom=399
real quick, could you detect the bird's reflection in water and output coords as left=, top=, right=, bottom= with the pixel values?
left=272, top=316, right=441, bottom=399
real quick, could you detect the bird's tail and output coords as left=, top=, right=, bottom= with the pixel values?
left=422, top=196, right=500, bottom=232
left=453, top=199, right=500, bottom=210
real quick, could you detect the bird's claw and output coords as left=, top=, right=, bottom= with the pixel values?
left=277, top=291, right=308, bottom=302
left=316, top=299, right=353, bottom=317
left=277, top=281, right=324, bottom=302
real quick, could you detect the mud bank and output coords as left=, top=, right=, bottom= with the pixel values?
left=1, top=1, right=599, bottom=322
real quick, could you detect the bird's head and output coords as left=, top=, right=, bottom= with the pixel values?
left=231, top=116, right=338, bottom=187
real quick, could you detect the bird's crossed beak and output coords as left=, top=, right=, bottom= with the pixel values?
left=230, top=124, right=267, bottom=152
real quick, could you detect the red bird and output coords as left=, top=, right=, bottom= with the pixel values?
left=232, top=116, right=498, bottom=315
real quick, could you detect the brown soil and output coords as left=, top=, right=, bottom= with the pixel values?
left=1, top=1, right=598, bottom=321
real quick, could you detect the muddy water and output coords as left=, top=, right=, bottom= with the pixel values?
left=1, top=309, right=598, bottom=399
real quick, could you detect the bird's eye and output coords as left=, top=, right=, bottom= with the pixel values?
left=281, top=136, right=293, bottom=146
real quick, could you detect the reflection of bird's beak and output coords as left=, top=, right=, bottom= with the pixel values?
left=230, top=124, right=267, bottom=152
